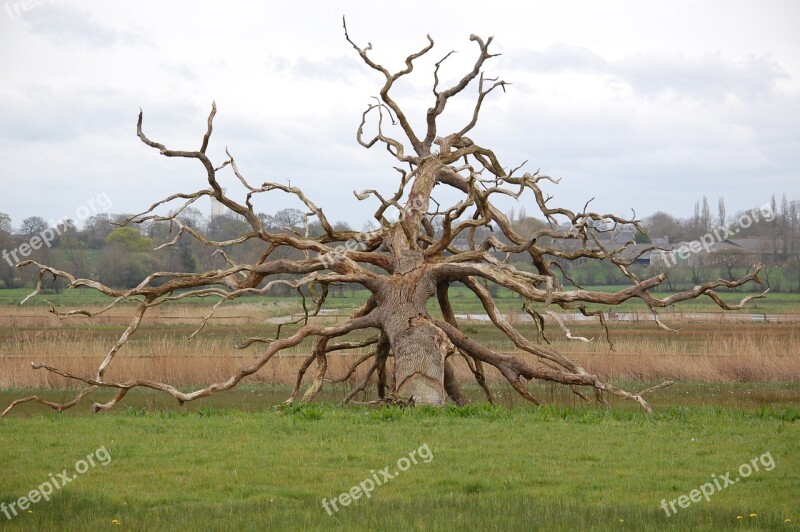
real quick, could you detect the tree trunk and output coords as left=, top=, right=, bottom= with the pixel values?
left=374, top=264, right=452, bottom=405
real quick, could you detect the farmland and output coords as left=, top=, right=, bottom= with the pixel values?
left=1, top=288, right=798, bottom=530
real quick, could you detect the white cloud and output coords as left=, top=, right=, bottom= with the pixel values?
left=507, top=44, right=789, bottom=101
left=19, top=3, right=132, bottom=47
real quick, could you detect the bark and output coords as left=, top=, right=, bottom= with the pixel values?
left=372, top=266, right=452, bottom=405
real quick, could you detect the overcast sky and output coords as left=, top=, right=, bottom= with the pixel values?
left=1, top=0, right=798, bottom=232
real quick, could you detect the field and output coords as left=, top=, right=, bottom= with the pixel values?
left=1, top=288, right=799, bottom=530
left=1, top=285, right=799, bottom=313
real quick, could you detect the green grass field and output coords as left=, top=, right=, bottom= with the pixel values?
left=1, top=284, right=798, bottom=531
left=1, top=286, right=798, bottom=316
left=1, top=385, right=798, bottom=531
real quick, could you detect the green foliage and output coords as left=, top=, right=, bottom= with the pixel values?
left=105, top=227, right=153, bottom=253
left=368, top=406, right=406, bottom=421
left=279, top=402, right=326, bottom=420
left=634, top=230, right=652, bottom=244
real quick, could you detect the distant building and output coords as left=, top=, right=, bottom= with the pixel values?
left=650, top=237, right=786, bottom=268
left=210, top=188, right=227, bottom=217
left=613, top=229, right=636, bottom=244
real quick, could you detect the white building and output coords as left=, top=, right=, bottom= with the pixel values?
left=210, top=188, right=227, bottom=217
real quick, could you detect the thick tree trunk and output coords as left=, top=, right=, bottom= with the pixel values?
left=374, top=263, right=452, bottom=405
left=389, top=317, right=447, bottom=405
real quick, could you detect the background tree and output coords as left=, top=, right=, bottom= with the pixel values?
left=0, top=229, right=18, bottom=288
left=177, top=206, right=205, bottom=230
left=784, top=199, right=800, bottom=290
left=20, top=216, right=48, bottom=236
left=270, top=208, right=306, bottom=231
left=712, top=247, right=757, bottom=282
left=0, top=212, right=11, bottom=234
left=633, top=231, right=652, bottom=244
left=3, top=26, right=766, bottom=417
left=105, top=227, right=153, bottom=253
left=700, top=196, right=712, bottom=233
left=83, top=214, right=115, bottom=249
left=643, top=211, right=683, bottom=242
left=96, top=228, right=158, bottom=288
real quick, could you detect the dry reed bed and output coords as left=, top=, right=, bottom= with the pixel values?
left=1, top=308, right=798, bottom=390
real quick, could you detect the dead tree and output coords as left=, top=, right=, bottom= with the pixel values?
left=2, top=23, right=767, bottom=416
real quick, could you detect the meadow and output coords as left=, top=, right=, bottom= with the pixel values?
left=0, top=400, right=798, bottom=531
left=1, top=287, right=798, bottom=530
left=1, top=285, right=799, bottom=313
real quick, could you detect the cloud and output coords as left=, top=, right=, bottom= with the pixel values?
left=0, top=85, right=204, bottom=143
left=616, top=51, right=788, bottom=100
left=508, top=44, right=789, bottom=101
left=506, top=43, right=607, bottom=74
left=158, top=62, right=198, bottom=82
left=1, top=1, right=796, bottom=228
left=0, top=85, right=128, bottom=141
left=20, top=3, right=126, bottom=47
left=267, top=54, right=364, bottom=82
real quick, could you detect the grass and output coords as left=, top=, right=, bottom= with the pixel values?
left=433, top=285, right=800, bottom=315
left=3, top=381, right=800, bottom=416
left=0, top=288, right=130, bottom=308
left=1, top=285, right=797, bottom=530
left=2, top=285, right=799, bottom=314
left=0, top=288, right=374, bottom=310
left=571, top=286, right=800, bottom=315
left=0, top=401, right=797, bottom=530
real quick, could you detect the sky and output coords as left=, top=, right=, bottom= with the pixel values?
left=1, top=0, right=798, bottom=232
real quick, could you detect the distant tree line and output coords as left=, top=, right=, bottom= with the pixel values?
left=1, top=193, right=798, bottom=292
left=506, top=194, right=800, bottom=293
left=0, top=207, right=318, bottom=292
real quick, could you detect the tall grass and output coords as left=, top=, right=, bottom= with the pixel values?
left=1, top=305, right=797, bottom=390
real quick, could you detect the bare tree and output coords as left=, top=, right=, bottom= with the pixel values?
left=700, top=195, right=712, bottom=233
left=644, top=211, right=683, bottom=243
left=0, top=212, right=11, bottom=234
left=713, top=246, right=757, bottom=282
left=3, top=25, right=767, bottom=417
left=784, top=200, right=800, bottom=291
left=83, top=213, right=115, bottom=248
left=20, top=216, right=48, bottom=235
